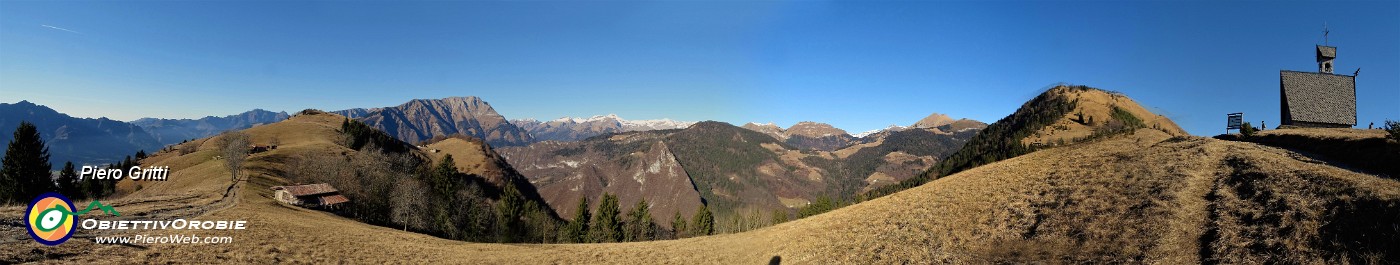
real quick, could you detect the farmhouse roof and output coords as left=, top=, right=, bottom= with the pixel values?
left=319, top=194, right=350, bottom=205
left=272, top=183, right=340, bottom=197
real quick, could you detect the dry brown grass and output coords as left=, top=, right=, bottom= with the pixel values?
left=4, top=117, right=1396, bottom=264
left=1243, top=127, right=1400, bottom=179
left=1255, top=128, right=1390, bottom=141
left=424, top=137, right=506, bottom=178
left=1023, top=87, right=1186, bottom=146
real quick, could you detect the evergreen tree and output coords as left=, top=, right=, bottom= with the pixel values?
left=560, top=195, right=591, bottom=243
left=1, top=121, right=54, bottom=204
left=495, top=183, right=526, bottom=243
left=671, top=211, right=688, bottom=239
left=588, top=193, right=622, bottom=243
left=798, top=196, right=837, bottom=218
left=101, top=166, right=117, bottom=197
left=428, top=155, right=458, bottom=197
left=56, top=162, right=80, bottom=199
left=770, top=209, right=789, bottom=225
left=624, top=198, right=653, bottom=242
left=83, top=171, right=103, bottom=199
left=135, top=150, right=148, bottom=160
left=691, top=204, right=715, bottom=236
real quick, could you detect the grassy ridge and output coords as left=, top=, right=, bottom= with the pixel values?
left=861, top=85, right=1084, bottom=200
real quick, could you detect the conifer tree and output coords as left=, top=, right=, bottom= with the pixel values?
left=56, top=162, right=80, bottom=199
left=1, top=122, right=53, bottom=204
left=428, top=155, right=457, bottom=197
left=561, top=196, right=591, bottom=243
left=624, top=198, right=653, bottom=241
left=671, top=211, right=688, bottom=239
left=495, top=183, right=526, bottom=243
left=691, top=204, right=715, bottom=236
left=588, top=193, right=622, bottom=243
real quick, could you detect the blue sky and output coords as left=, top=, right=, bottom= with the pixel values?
left=1, top=1, right=1396, bottom=136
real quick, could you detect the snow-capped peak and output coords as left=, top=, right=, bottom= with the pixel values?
left=619, top=117, right=695, bottom=130
left=852, top=124, right=909, bottom=138
left=531, top=114, right=694, bottom=130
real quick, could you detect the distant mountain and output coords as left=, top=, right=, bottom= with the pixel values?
left=500, top=120, right=979, bottom=231
left=850, top=113, right=988, bottom=140
left=333, top=97, right=534, bottom=147
left=852, top=125, right=907, bottom=138
left=783, top=122, right=856, bottom=151
left=331, top=108, right=380, bottom=119
left=132, top=109, right=290, bottom=146
left=737, top=122, right=856, bottom=151
left=511, top=114, right=695, bottom=142
left=912, top=113, right=956, bottom=129
left=739, top=122, right=786, bottom=141
left=0, top=101, right=160, bottom=165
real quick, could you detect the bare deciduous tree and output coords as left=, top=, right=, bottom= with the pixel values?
left=219, top=131, right=250, bottom=182
left=391, top=177, right=428, bottom=231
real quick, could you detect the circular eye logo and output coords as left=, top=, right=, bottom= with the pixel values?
left=25, top=192, right=77, bottom=246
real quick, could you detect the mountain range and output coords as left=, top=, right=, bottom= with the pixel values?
left=7, top=84, right=1396, bottom=264
left=511, top=114, right=694, bottom=142
left=330, top=97, right=535, bottom=147
left=131, top=109, right=290, bottom=146
left=0, top=101, right=160, bottom=165
left=499, top=115, right=982, bottom=230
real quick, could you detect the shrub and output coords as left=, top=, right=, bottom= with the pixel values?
left=1385, top=120, right=1400, bottom=140
left=1240, top=122, right=1258, bottom=137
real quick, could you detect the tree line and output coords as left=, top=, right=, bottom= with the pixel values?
left=556, top=192, right=716, bottom=243
left=287, top=118, right=725, bottom=244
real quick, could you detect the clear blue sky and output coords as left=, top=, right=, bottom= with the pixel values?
left=1, top=1, right=1396, bottom=135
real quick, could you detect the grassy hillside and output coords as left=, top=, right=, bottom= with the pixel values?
left=864, top=85, right=1185, bottom=200
left=1235, top=128, right=1399, bottom=179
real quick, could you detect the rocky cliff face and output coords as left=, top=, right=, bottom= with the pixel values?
left=339, top=97, right=534, bottom=147
left=497, top=131, right=703, bottom=227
